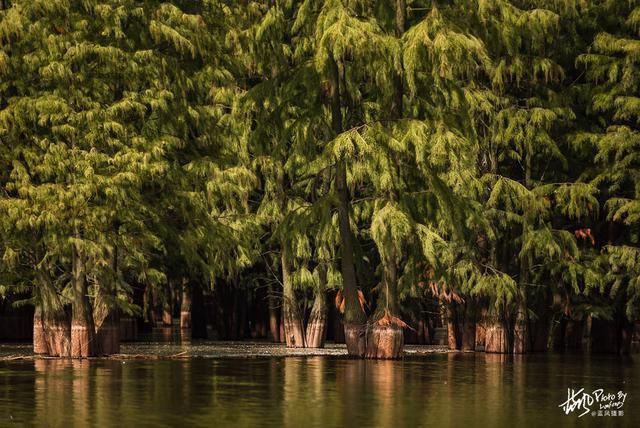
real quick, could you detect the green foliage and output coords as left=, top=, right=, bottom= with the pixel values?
left=0, top=0, right=638, bottom=335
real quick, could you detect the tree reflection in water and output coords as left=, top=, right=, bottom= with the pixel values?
left=0, top=352, right=634, bottom=427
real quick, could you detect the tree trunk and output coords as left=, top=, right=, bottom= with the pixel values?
left=365, top=325, right=404, bottom=359
left=43, top=310, right=71, bottom=357
left=94, top=287, right=120, bottom=356
left=360, top=0, right=408, bottom=360
left=306, top=265, right=328, bottom=348
left=513, top=298, right=528, bottom=354
left=180, top=279, right=191, bottom=329
left=281, top=248, right=306, bottom=348
left=445, top=302, right=460, bottom=350
left=36, top=268, right=71, bottom=357
left=485, top=314, right=508, bottom=354
left=33, top=307, right=48, bottom=354
left=70, top=240, right=96, bottom=358
left=344, top=323, right=367, bottom=357
left=94, top=306, right=120, bottom=356
left=378, top=249, right=399, bottom=317
left=514, top=153, right=532, bottom=354
left=267, top=280, right=280, bottom=342
left=475, top=305, right=488, bottom=350
left=329, top=56, right=366, bottom=354
left=529, top=299, right=550, bottom=352
left=93, top=247, right=120, bottom=356
left=461, top=299, right=476, bottom=351
left=162, top=282, right=173, bottom=326
left=392, top=0, right=406, bottom=117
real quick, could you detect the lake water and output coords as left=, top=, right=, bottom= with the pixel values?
left=0, top=343, right=637, bottom=427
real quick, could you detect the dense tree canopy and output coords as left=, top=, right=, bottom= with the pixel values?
left=0, top=0, right=638, bottom=358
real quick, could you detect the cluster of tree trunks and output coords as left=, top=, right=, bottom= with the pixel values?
left=28, top=265, right=639, bottom=358
left=442, top=298, right=636, bottom=355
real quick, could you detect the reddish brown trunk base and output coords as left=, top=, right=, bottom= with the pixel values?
left=475, top=319, right=487, bottom=350
left=445, top=304, right=460, bottom=350
left=162, top=309, right=172, bottom=326
left=43, top=317, right=71, bottom=357
left=282, top=305, right=306, bottom=348
left=269, top=311, right=280, bottom=343
left=180, top=311, right=191, bottom=329
left=513, top=323, right=527, bottom=354
left=344, top=323, right=367, bottom=357
left=33, top=315, right=48, bottom=355
left=461, top=323, right=476, bottom=351
left=461, top=302, right=476, bottom=351
left=71, top=323, right=95, bottom=358
left=305, top=310, right=327, bottom=348
left=485, top=321, right=508, bottom=354
left=365, top=325, right=404, bottom=359
left=344, top=323, right=404, bottom=359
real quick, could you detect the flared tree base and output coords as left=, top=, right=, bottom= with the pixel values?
left=365, top=325, right=404, bottom=359
left=485, top=322, right=508, bottom=354
left=344, top=323, right=404, bottom=359
left=33, top=316, right=48, bottom=355
left=42, top=316, right=72, bottom=357
left=305, top=310, right=327, bottom=349
left=71, top=323, right=96, bottom=358
left=180, top=311, right=191, bottom=329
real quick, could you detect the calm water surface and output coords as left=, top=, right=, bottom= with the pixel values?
left=0, top=349, right=637, bottom=427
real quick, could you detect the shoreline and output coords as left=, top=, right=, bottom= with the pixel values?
left=0, top=341, right=450, bottom=361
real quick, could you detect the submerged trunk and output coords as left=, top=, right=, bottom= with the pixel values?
left=94, top=302, right=120, bottom=356
left=267, top=280, right=280, bottom=342
left=365, top=325, right=404, bottom=359
left=281, top=248, right=306, bottom=348
left=94, top=289, right=120, bottom=356
left=305, top=265, right=328, bottom=348
left=485, top=312, right=508, bottom=354
left=513, top=249, right=530, bottom=354
left=514, top=154, right=532, bottom=355
left=475, top=305, right=488, bottom=350
left=529, top=299, right=550, bottom=352
left=162, top=281, right=173, bottom=326
left=93, top=248, right=120, bottom=356
left=513, top=300, right=528, bottom=354
left=180, top=279, right=191, bottom=329
left=70, top=240, right=96, bottom=358
left=33, top=307, right=47, bottom=355
left=35, top=268, right=71, bottom=357
left=461, top=299, right=476, bottom=351
left=361, top=0, right=407, bottom=361
left=43, top=310, right=71, bottom=357
left=445, top=303, right=460, bottom=350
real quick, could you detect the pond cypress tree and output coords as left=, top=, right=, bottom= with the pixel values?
left=579, top=0, right=640, bottom=353
left=1, top=0, right=178, bottom=356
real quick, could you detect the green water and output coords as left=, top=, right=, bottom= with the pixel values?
left=0, top=349, right=637, bottom=427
